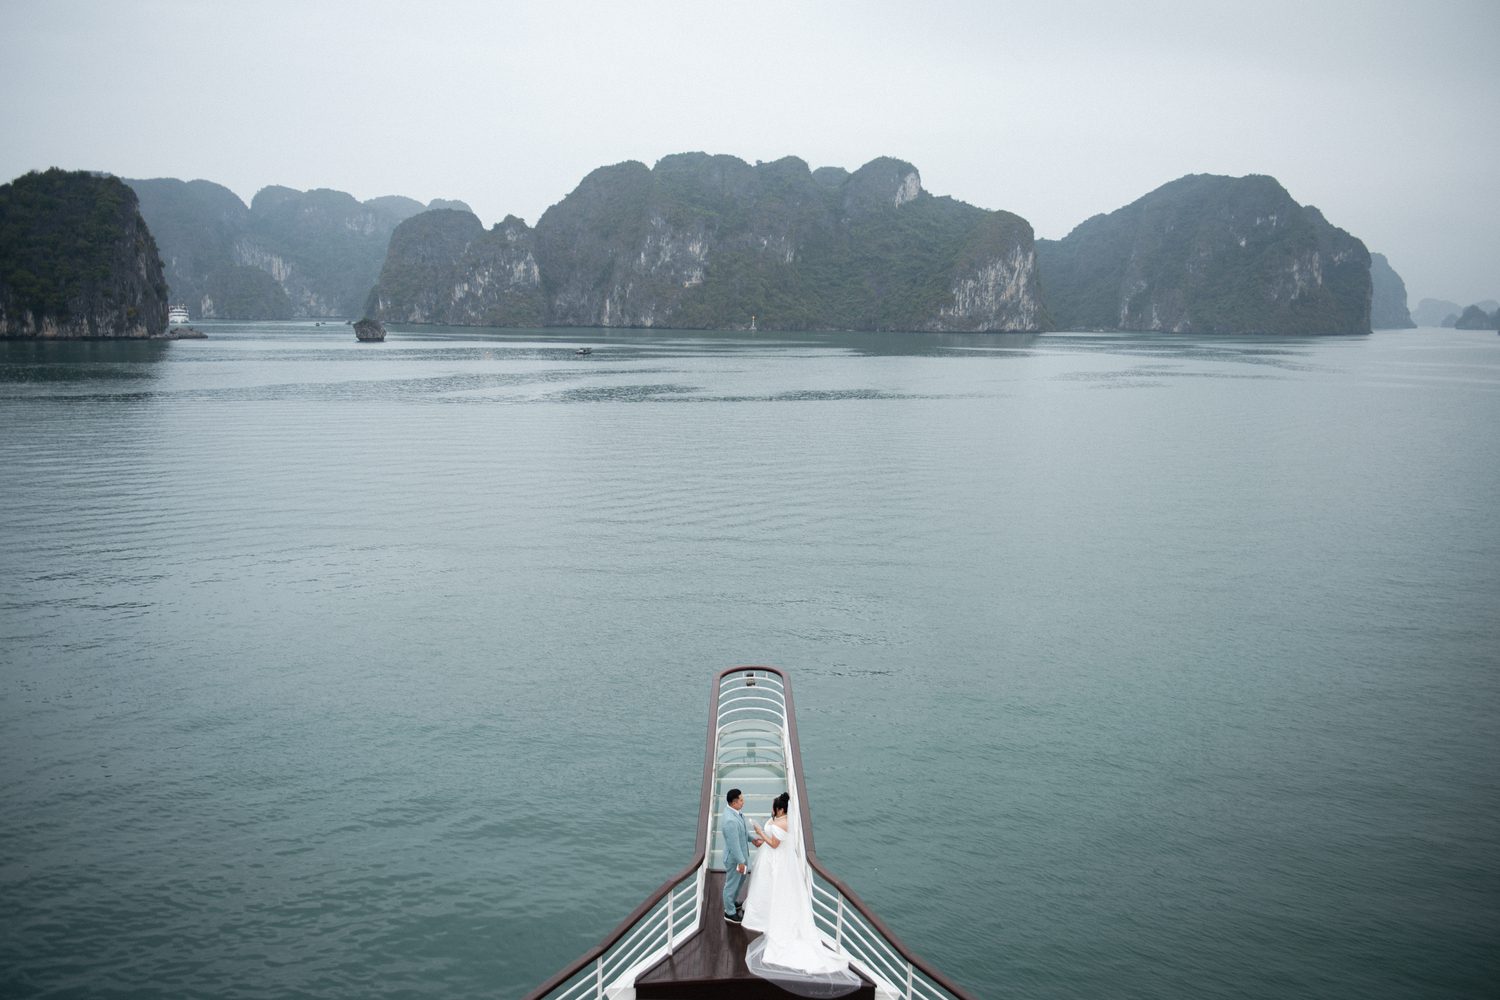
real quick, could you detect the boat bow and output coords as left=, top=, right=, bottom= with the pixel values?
left=522, top=667, right=976, bottom=1000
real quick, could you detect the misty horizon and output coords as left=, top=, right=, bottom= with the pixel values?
left=3, top=0, right=1496, bottom=305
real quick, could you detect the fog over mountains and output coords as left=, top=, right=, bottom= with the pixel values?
left=6, top=3, right=1496, bottom=311
left=126, top=178, right=471, bottom=320
left=5, top=157, right=1467, bottom=340
left=103, top=156, right=1433, bottom=337
left=0, top=158, right=1441, bottom=339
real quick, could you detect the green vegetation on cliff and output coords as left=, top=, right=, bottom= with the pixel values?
left=365, top=210, right=546, bottom=326
left=367, top=209, right=487, bottom=315
left=372, top=153, right=1048, bottom=332
left=538, top=153, right=1044, bottom=331
left=1036, top=174, right=1371, bottom=335
left=0, top=169, right=168, bottom=337
left=2, top=170, right=151, bottom=315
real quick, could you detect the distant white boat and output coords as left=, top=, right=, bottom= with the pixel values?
left=168, top=305, right=189, bottom=326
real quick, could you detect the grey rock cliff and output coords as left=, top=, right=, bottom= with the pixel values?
left=365, top=210, right=544, bottom=326
left=370, top=153, right=1048, bottom=332
left=1453, top=304, right=1500, bottom=330
left=1369, top=253, right=1416, bottom=329
left=1036, top=174, right=1371, bottom=335
left=127, top=178, right=466, bottom=319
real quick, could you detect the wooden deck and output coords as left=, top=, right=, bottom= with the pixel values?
left=634, top=870, right=876, bottom=999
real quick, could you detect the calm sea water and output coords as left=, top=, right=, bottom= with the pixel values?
left=1, top=323, right=1496, bottom=1000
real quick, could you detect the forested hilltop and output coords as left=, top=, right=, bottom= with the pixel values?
left=367, top=154, right=1050, bottom=333
left=126, top=178, right=470, bottom=319
left=0, top=158, right=1400, bottom=336
left=371, top=160, right=1397, bottom=336
left=0, top=169, right=168, bottom=338
left=1036, top=174, right=1373, bottom=336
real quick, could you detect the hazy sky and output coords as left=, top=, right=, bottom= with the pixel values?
left=3, top=0, right=1495, bottom=305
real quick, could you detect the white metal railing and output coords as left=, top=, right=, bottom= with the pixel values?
left=808, top=873, right=967, bottom=1000
left=708, top=669, right=790, bottom=869
left=527, top=865, right=704, bottom=1000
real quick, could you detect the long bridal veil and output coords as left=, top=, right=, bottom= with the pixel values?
left=744, top=804, right=862, bottom=998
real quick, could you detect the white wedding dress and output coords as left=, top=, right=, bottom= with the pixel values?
left=740, top=807, right=861, bottom=997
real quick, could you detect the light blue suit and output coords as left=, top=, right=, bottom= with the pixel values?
left=721, top=804, right=752, bottom=916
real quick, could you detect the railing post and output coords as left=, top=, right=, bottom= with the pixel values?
left=836, top=896, right=844, bottom=950
left=666, top=888, right=676, bottom=956
left=595, top=956, right=604, bottom=997
left=906, top=961, right=915, bottom=998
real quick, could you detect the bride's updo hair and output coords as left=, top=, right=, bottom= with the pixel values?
left=772, top=792, right=791, bottom=817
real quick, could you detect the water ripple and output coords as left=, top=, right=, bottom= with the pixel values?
left=1, top=326, right=1498, bottom=999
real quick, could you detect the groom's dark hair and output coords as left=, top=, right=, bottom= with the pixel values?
left=726, top=788, right=742, bottom=804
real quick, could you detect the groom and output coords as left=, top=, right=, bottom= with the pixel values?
left=720, top=788, right=762, bottom=923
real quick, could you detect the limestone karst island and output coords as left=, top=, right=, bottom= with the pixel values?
left=2, top=154, right=1475, bottom=339
left=0, top=169, right=169, bottom=338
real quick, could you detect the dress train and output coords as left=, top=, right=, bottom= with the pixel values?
left=740, top=806, right=861, bottom=998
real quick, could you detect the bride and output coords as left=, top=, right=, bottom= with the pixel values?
left=741, top=792, right=861, bottom=997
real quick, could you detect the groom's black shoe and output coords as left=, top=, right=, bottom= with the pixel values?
left=724, top=911, right=743, bottom=924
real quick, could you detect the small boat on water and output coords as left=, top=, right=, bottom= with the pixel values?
left=576, top=347, right=593, bottom=356
left=523, top=667, right=975, bottom=1000
left=167, top=305, right=189, bottom=326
